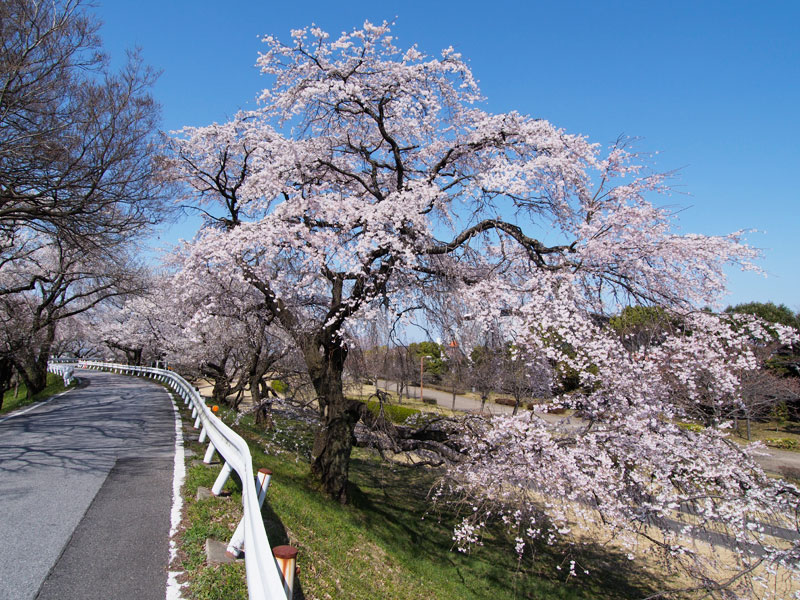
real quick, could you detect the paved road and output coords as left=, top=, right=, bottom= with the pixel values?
left=0, top=369, right=178, bottom=600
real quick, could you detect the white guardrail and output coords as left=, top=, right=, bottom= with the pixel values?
left=47, top=359, right=294, bottom=600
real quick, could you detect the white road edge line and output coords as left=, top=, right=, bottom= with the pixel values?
left=0, top=385, right=75, bottom=424
left=165, top=389, right=187, bottom=600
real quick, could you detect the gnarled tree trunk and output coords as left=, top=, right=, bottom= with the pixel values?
left=304, top=334, right=364, bottom=503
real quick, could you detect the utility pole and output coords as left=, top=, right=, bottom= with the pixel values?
left=420, top=354, right=424, bottom=403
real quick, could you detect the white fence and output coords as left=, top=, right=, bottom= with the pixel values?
left=48, top=360, right=293, bottom=600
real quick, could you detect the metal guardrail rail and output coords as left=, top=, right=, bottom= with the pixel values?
left=48, top=360, right=292, bottom=600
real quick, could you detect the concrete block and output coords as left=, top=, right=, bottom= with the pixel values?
left=205, top=538, right=242, bottom=564
left=196, top=486, right=230, bottom=501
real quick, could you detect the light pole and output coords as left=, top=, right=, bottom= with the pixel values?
left=419, top=354, right=431, bottom=402
left=447, top=340, right=458, bottom=410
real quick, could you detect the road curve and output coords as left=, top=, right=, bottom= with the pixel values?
left=0, top=369, right=178, bottom=600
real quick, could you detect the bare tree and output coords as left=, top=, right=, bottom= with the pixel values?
left=0, top=0, right=169, bottom=258
left=0, top=0, right=168, bottom=397
left=497, top=345, right=552, bottom=415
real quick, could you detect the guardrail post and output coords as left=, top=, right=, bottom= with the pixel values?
left=203, top=442, right=217, bottom=464
left=198, top=426, right=208, bottom=444
left=273, top=545, right=298, bottom=599
left=211, top=462, right=233, bottom=496
left=226, top=469, right=272, bottom=557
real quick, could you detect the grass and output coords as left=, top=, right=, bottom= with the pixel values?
left=362, top=399, right=421, bottom=424
left=175, top=400, right=671, bottom=600
left=346, top=384, right=461, bottom=418
left=171, top=397, right=248, bottom=600
left=0, top=372, right=71, bottom=414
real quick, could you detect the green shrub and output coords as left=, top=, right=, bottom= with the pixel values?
left=677, top=422, right=704, bottom=433
left=765, top=438, right=798, bottom=450
left=365, top=400, right=421, bottom=424
left=270, top=379, right=287, bottom=394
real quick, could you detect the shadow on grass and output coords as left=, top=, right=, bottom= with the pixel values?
left=261, top=496, right=307, bottom=600
left=783, top=422, right=800, bottom=435
left=346, top=454, right=662, bottom=600
left=232, top=410, right=667, bottom=599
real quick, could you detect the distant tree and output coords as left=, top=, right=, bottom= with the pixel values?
left=386, top=343, right=415, bottom=402
left=608, top=305, right=681, bottom=351
left=722, top=301, right=800, bottom=422
left=408, top=341, right=446, bottom=384
left=725, top=301, right=800, bottom=331
left=467, top=344, right=504, bottom=412
left=498, top=344, right=552, bottom=415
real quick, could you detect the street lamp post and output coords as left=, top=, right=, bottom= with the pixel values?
left=420, top=355, right=425, bottom=402
left=419, top=354, right=432, bottom=403
left=447, top=340, right=459, bottom=410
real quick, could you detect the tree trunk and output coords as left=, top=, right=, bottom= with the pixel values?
left=126, top=347, right=142, bottom=366
left=304, top=335, right=363, bottom=503
left=511, top=391, right=523, bottom=416
left=0, top=357, right=14, bottom=411
left=211, top=374, right=230, bottom=405
left=18, top=325, right=54, bottom=398
left=201, top=361, right=232, bottom=406
left=19, top=353, right=49, bottom=397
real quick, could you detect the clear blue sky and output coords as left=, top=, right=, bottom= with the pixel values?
left=95, top=0, right=799, bottom=310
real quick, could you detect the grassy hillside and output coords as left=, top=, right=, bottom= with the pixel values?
left=0, top=372, right=69, bottom=415
left=177, top=404, right=669, bottom=600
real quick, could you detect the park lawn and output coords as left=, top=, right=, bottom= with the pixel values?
left=177, top=402, right=670, bottom=600
left=0, top=372, right=70, bottom=415
left=729, top=418, right=800, bottom=451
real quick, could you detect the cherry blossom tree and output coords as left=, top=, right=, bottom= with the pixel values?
left=441, top=300, right=799, bottom=597
left=0, top=239, right=148, bottom=396
left=160, top=21, right=800, bottom=593
left=168, top=20, right=772, bottom=523
left=89, top=284, right=177, bottom=365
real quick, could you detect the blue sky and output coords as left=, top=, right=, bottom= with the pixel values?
left=95, top=0, right=799, bottom=310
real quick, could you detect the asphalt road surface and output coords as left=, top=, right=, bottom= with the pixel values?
left=0, top=369, right=178, bottom=600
